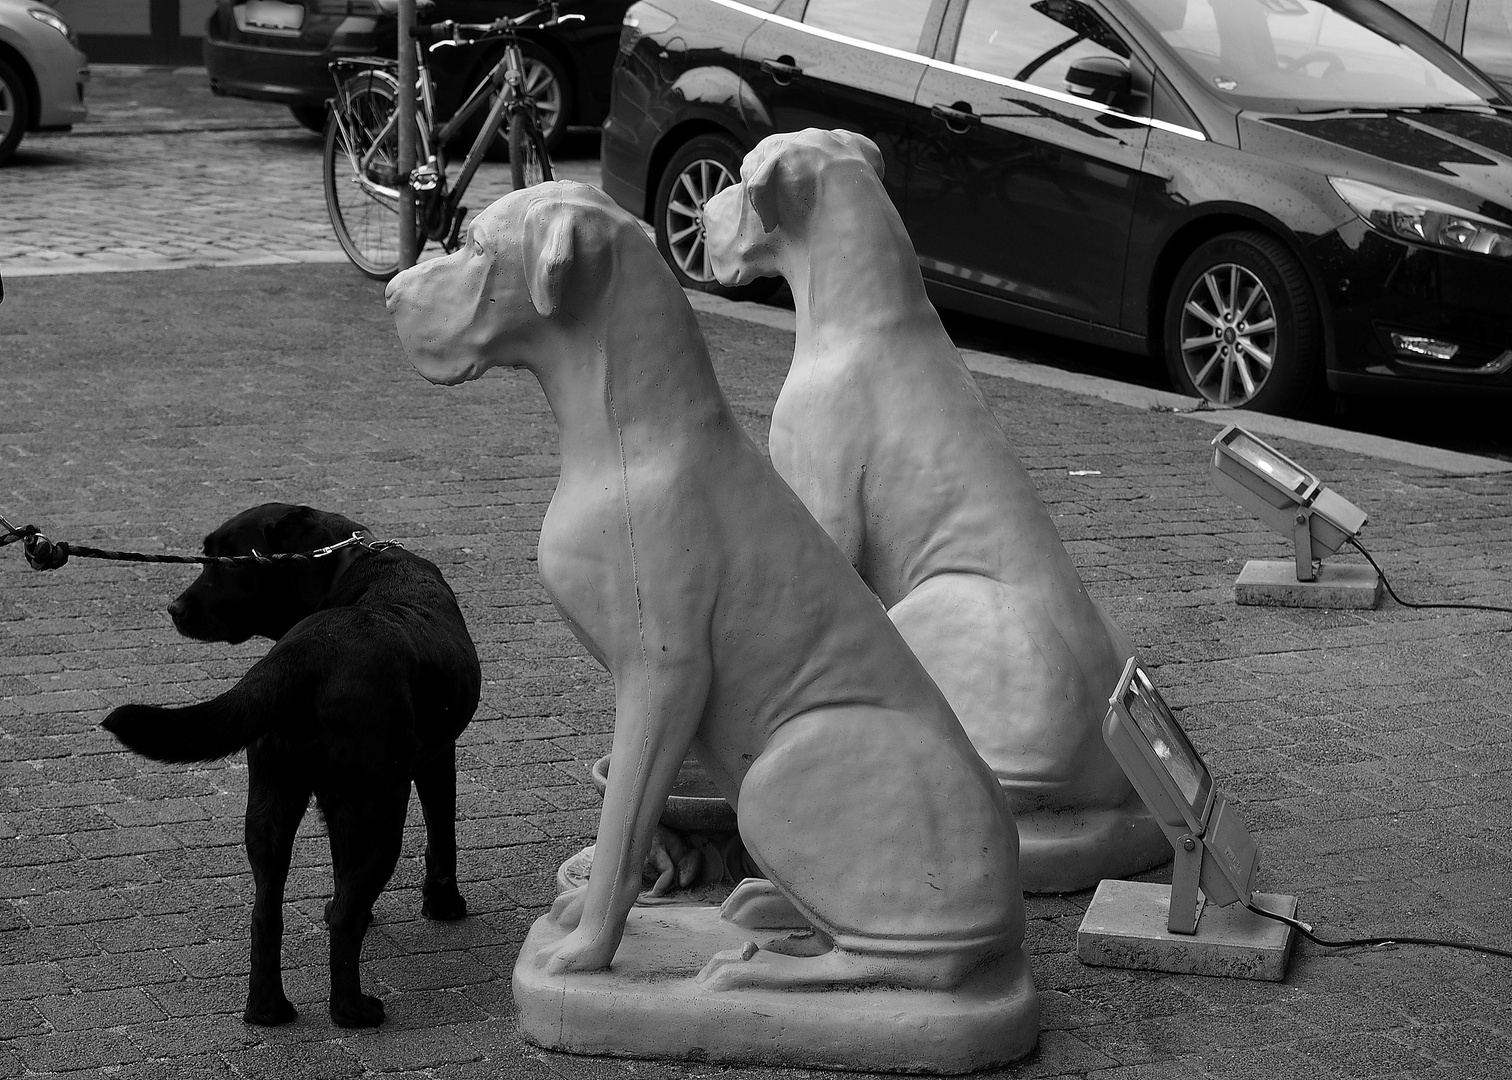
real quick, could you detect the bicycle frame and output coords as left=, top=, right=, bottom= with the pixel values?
left=328, top=33, right=541, bottom=246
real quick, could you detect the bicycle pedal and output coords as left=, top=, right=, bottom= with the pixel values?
left=410, top=163, right=441, bottom=192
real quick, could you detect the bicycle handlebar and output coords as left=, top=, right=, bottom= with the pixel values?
left=413, top=2, right=582, bottom=48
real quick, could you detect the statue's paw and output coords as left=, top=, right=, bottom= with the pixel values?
left=719, top=878, right=807, bottom=930
left=540, top=927, right=613, bottom=975
left=695, top=941, right=763, bottom=991
left=547, top=885, right=587, bottom=931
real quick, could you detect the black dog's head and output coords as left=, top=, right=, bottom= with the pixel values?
left=168, top=503, right=369, bottom=644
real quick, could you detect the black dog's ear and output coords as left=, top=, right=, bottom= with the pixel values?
left=264, top=505, right=368, bottom=555
left=264, top=505, right=324, bottom=555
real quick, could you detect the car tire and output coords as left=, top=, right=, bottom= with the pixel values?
left=483, top=41, right=570, bottom=161
left=1163, top=231, right=1324, bottom=416
left=290, top=103, right=328, bottom=133
left=654, top=134, right=779, bottom=303
left=0, top=59, right=32, bottom=167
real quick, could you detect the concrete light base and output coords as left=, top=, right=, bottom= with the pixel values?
left=1077, top=879, right=1298, bottom=981
left=1234, top=560, right=1382, bottom=609
left=514, top=905, right=1040, bottom=1074
left=1016, top=794, right=1172, bottom=894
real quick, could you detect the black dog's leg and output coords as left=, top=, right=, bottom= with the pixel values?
left=414, top=744, right=466, bottom=920
left=321, top=781, right=408, bottom=1028
left=243, top=747, right=309, bottom=1026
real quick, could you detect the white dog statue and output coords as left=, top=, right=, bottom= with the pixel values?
left=386, top=182, right=1037, bottom=1072
left=705, top=129, right=1168, bottom=893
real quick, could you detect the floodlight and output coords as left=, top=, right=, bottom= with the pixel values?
left=1210, top=425, right=1380, bottom=608
left=1211, top=425, right=1367, bottom=582
left=1101, top=658, right=1258, bottom=932
left=1077, top=657, right=1298, bottom=979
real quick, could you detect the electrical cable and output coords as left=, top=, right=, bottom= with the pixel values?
left=1347, top=537, right=1512, bottom=616
left=1243, top=900, right=1512, bottom=959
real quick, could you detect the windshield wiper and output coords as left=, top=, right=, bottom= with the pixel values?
left=1291, top=103, right=1505, bottom=116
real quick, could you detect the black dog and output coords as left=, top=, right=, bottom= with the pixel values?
left=103, top=504, right=481, bottom=1028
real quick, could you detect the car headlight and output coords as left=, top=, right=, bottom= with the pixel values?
left=28, top=7, right=72, bottom=39
left=1329, top=176, right=1512, bottom=259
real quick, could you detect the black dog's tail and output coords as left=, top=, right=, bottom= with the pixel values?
left=102, top=639, right=327, bottom=764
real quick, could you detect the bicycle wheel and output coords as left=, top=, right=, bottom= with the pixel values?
left=508, top=109, right=553, bottom=190
left=324, top=71, right=421, bottom=279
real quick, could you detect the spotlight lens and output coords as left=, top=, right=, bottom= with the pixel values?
left=1225, top=432, right=1313, bottom=495
left=1127, top=670, right=1207, bottom=806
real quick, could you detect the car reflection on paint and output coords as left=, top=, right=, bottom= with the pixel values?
left=601, top=0, right=1512, bottom=416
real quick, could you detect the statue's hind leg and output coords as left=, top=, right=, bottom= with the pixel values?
left=721, top=704, right=1023, bottom=992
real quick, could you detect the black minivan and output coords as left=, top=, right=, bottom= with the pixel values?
left=601, top=0, right=1512, bottom=415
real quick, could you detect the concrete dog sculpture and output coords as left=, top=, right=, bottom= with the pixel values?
left=102, top=504, right=481, bottom=1028
left=386, top=182, right=1029, bottom=996
left=704, top=129, right=1168, bottom=892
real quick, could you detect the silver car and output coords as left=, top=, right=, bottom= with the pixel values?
left=0, top=0, right=88, bottom=164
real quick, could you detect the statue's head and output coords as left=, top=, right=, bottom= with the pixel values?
left=386, top=181, right=623, bottom=385
left=704, top=128, right=885, bottom=288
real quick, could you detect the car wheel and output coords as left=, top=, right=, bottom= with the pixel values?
left=654, top=134, right=779, bottom=302
left=518, top=42, right=569, bottom=150
left=483, top=41, right=570, bottom=161
left=289, top=103, right=328, bottom=133
left=0, top=59, right=31, bottom=166
left=1163, top=231, right=1324, bottom=416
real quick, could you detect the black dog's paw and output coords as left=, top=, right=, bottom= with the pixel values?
left=421, top=879, right=467, bottom=921
left=243, top=995, right=298, bottom=1026
left=330, top=992, right=385, bottom=1029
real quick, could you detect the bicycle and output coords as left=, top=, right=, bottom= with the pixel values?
left=323, top=2, right=581, bottom=279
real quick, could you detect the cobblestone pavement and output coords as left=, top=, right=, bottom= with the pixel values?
left=3, top=63, right=1512, bottom=1080
left=0, top=67, right=601, bottom=277
left=2, top=264, right=1511, bottom=1079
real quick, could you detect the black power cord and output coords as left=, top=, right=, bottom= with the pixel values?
left=1348, top=537, right=1512, bottom=616
left=1243, top=900, right=1512, bottom=960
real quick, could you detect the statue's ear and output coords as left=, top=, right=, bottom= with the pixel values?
left=744, top=152, right=784, bottom=235
left=838, top=130, right=885, bottom=181
left=523, top=205, right=577, bottom=318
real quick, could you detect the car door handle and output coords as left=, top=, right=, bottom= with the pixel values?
left=931, top=102, right=981, bottom=133
left=760, top=56, right=803, bottom=84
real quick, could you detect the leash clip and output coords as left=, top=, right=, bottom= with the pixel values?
left=1, top=515, right=69, bottom=571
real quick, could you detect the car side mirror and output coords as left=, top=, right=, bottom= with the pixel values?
left=1066, top=56, right=1132, bottom=107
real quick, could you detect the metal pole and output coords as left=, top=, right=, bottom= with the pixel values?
left=396, top=0, right=418, bottom=270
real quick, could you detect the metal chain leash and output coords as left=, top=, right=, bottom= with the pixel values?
left=0, top=513, right=403, bottom=573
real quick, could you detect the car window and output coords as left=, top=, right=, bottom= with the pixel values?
left=1463, top=0, right=1512, bottom=85
left=801, top=0, right=934, bottom=52
left=953, top=0, right=1132, bottom=93
left=1125, top=0, right=1493, bottom=107
left=1380, top=0, right=1452, bottom=35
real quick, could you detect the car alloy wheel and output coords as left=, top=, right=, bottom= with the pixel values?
left=666, top=157, right=735, bottom=285
left=653, top=134, right=779, bottom=302
left=1164, top=231, right=1323, bottom=416
left=519, top=53, right=564, bottom=146
left=1178, top=262, right=1276, bottom=407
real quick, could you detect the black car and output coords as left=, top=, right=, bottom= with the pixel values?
left=602, top=0, right=1512, bottom=415
left=204, top=0, right=632, bottom=146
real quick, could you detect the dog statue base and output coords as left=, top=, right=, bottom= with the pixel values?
left=1017, top=794, right=1172, bottom=894
left=512, top=902, right=1039, bottom=1074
